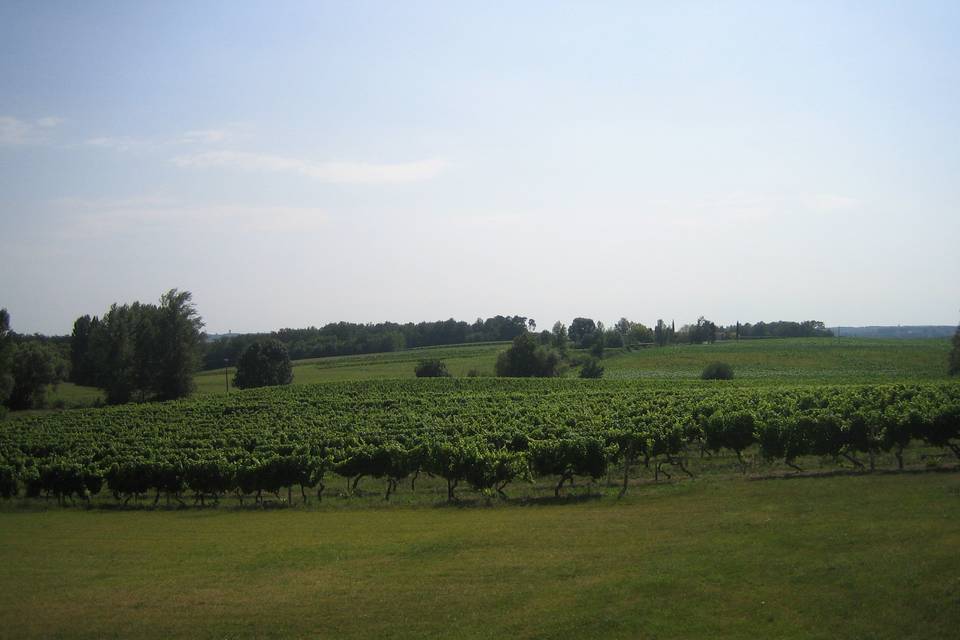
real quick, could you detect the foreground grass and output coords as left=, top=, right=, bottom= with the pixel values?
left=2, top=472, right=957, bottom=639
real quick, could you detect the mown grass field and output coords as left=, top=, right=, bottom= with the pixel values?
left=1, top=472, right=957, bottom=639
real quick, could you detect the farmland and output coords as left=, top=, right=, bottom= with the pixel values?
left=2, top=337, right=958, bottom=638
left=45, top=336, right=954, bottom=405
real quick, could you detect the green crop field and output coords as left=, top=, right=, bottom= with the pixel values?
left=33, top=337, right=953, bottom=408
left=194, top=341, right=509, bottom=394
left=185, top=336, right=960, bottom=395
left=3, top=336, right=959, bottom=638
left=602, top=338, right=952, bottom=383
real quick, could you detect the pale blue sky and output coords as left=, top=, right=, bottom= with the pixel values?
left=1, top=1, right=958, bottom=334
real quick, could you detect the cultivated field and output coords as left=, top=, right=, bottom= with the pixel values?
left=46, top=337, right=954, bottom=406
left=2, top=337, right=958, bottom=638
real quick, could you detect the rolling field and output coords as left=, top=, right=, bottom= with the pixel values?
left=1, top=472, right=957, bottom=639
left=603, top=338, right=952, bottom=383
left=4, top=336, right=958, bottom=638
left=193, top=342, right=509, bottom=394
left=34, top=337, right=953, bottom=409
left=191, top=337, right=956, bottom=393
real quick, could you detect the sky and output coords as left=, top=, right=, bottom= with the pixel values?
left=1, top=1, right=958, bottom=335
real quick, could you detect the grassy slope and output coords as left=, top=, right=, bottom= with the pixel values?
left=602, top=338, right=952, bottom=383
left=186, top=337, right=959, bottom=396
left=193, top=342, right=509, bottom=395
left=26, top=337, right=954, bottom=410
left=1, top=472, right=957, bottom=639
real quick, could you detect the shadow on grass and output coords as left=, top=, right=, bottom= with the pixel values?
left=432, top=491, right=607, bottom=509
left=748, top=464, right=959, bottom=482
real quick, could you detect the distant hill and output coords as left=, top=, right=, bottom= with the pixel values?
left=836, top=326, right=955, bottom=339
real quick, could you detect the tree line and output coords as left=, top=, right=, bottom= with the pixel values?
left=201, top=315, right=533, bottom=370
left=68, top=290, right=204, bottom=404
left=2, top=283, right=892, bottom=412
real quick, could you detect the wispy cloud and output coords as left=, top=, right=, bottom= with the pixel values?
left=172, top=150, right=449, bottom=184
left=84, top=126, right=239, bottom=152
left=179, top=129, right=231, bottom=144
left=0, top=115, right=63, bottom=145
left=51, top=195, right=328, bottom=235
left=85, top=136, right=152, bottom=152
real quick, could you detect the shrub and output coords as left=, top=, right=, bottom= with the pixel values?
left=579, top=358, right=604, bottom=379
left=495, top=333, right=563, bottom=377
left=414, top=359, right=451, bottom=378
left=701, top=362, right=734, bottom=380
left=233, top=339, right=293, bottom=389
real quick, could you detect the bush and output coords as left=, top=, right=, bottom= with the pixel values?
left=414, top=359, right=451, bottom=378
left=233, top=339, right=293, bottom=389
left=701, top=362, right=734, bottom=380
left=495, top=333, right=563, bottom=377
left=579, top=358, right=604, bottom=379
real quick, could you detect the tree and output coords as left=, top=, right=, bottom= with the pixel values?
left=0, top=309, right=13, bottom=409
left=89, top=303, right=142, bottom=404
left=690, top=316, right=717, bottom=344
left=414, top=359, right=451, bottom=377
left=154, top=289, right=204, bottom=400
left=5, top=341, right=66, bottom=410
left=569, top=317, right=598, bottom=348
left=70, top=315, right=98, bottom=386
left=550, top=322, right=568, bottom=354
left=654, top=319, right=668, bottom=347
left=628, top=322, right=653, bottom=346
left=494, top=333, right=562, bottom=377
left=233, top=339, right=294, bottom=389
left=950, top=321, right=960, bottom=376
left=75, top=290, right=204, bottom=404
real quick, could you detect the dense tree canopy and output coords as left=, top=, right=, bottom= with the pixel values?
left=6, top=341, right=66, bottom=410
left=0, top=309, right=13, bottom=409
left=568, top=318, right=600, bottom=349
left=70, top=315, right=98, bottom=386
left=202, top=314, right=532, bottom=370
left=233, top=339, right=293, bottom=389
left=69, top=289, right=204, bottom=404
left=495, top=333, right=563, bottom=377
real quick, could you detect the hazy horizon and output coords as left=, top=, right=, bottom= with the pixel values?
left=2, top=2, right=958, bottom=335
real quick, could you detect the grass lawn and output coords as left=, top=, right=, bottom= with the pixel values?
left=1, top=471, right=958, bottom=639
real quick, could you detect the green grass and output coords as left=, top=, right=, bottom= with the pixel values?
left=1, top=471, right=957, bottom=639
left=601, top=337, right=952, bottom=383
left=193, top=342, right=508, bottom=394
left=29, top=337, right=954, bottom=410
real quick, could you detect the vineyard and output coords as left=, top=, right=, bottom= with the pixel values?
left=3, top=378, right=959, bottom=506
